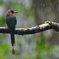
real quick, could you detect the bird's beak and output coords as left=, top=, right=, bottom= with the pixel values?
left=14, top=11, right=17, bottom=13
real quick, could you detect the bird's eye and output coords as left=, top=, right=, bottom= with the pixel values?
left=11, top=10, right=14, bottom=14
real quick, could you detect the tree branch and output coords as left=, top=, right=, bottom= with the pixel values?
left=0, top=21, right=59, bottom=35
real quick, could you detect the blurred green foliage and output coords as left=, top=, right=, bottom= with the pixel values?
left=0, top=16, right=5, bottom=26
left=35, top=33, right=53, bottom=59
left=0, top=0, right=3, bottom=5
left=0, top=43, right=10, bottom=59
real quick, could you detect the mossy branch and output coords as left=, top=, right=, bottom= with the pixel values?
left=0, top=21, right=59, bottom=35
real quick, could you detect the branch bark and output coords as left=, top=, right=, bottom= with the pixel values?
left=0, top=21, right=59, bottom=35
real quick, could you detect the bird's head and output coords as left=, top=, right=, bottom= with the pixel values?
left=6, top=10, right=17, bottom=16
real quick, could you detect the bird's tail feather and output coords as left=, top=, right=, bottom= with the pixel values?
left=11, top=31, right=15, bottom=54
left=11, top=31, right=15, bottom=46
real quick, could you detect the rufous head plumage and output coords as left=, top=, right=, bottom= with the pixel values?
left=6, top=10, right=17, bottom=16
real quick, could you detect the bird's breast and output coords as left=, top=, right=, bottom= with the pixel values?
left=5, top=14, right=17, bottom=30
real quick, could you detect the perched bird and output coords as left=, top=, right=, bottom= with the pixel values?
left=5, top=10, right=17, bottom=54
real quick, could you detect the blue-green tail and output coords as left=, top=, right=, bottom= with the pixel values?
left=11, top=32, right=15, bottom=46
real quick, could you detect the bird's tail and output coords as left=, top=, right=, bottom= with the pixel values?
left=11, top=31, right=15, bottom=54
left=11, top=32, right=15, bottom=46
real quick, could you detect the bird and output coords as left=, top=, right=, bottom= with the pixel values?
left=5, top=10, right=17, bottom=54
